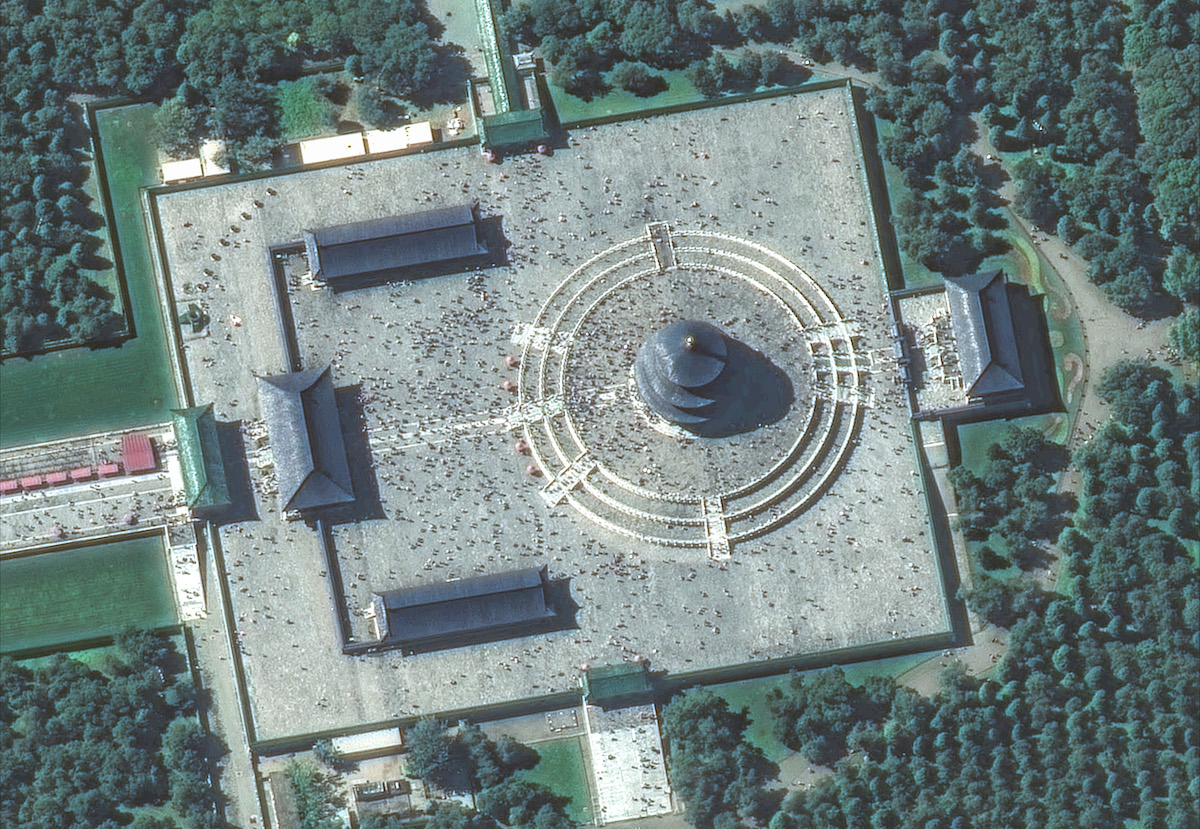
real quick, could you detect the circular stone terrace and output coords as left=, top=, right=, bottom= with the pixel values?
left=517, top=223, right=870, bottom=559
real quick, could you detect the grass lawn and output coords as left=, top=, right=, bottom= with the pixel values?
left=521, top=737, right=593, bottom=823
left=279, top=77, right=338, bottom=142
left=709, top=652, right=934, bottom=762
left=0, top=103, right=178, bottom=447
left=954, top=414, right=1069, bottom=476
left=0, top=533, right=177, bottom=654
left=549, top=67, right=707, bottom=124
left=77, top=151, right=124, bottom=317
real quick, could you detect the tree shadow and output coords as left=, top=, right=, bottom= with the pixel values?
left=1012, top=539, right=1055, bottom=572
left=768, top=57, right=813, bottom=87
left=78, top=233, right=114, bottom=271
left=410, top=44, right=473, bottom=108
left=976, top=154, right=1010, bottom=191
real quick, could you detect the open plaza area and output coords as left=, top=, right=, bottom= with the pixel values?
left=152, top=85, right=954, bottom=743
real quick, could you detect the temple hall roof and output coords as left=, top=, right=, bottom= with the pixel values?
left=303, top=203, right=488, bottom=282
left=945, top=270, right=1025, bottom=398
left=256, top=366, right=354, bottom=513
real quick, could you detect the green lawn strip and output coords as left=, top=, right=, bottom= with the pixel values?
left=76, top=155, right=124, bottom=313
left=0, top=103, right=178, bottom=448
left=17, top=642, right=122, bottom=673
left=519, top=736, right=593, bottom=823
left=0, top=534, right=177, bottom=654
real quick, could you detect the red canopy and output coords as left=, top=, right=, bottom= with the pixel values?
left=121, top=433, right=157, bottom=473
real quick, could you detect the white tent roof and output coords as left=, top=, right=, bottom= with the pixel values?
left=299, top=133, right=366, bottom=164
left=404, top=121, right=434, bottom=146
left=161, top=158, right=203, bottom=183
left=331, top=727, right=404, bottom=756
left=364, top=128, right=409, bottom=154
left=364, top=121, right=434, bottom=154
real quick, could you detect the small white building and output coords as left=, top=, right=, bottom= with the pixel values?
left=299, top=133, right=366, bottom=164
left=331, top=727, right=404, bottom=759
left=161, top=157, right=203, bottom=183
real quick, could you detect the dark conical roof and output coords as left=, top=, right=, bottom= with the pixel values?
left=635, top=320, right=730, bottom=426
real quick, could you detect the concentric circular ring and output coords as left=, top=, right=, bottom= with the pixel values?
left=517, top=226, right=867, bottom=554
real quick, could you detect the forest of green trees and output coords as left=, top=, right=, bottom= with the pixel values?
left=0, top=630, right=219, bottom=829
left=503, top=0, right=1198, bottom=317
left=376, top=719, right=574, bottom=829
left=661, top=361, right=1198, bottom=828
left=4, top=0, right=1193, bottom=349
left=0, top=0, right=450, bottom=356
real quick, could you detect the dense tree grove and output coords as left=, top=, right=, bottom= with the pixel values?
left=285, top=758, right=343, bottom=829
left=1169, top=310, right=1200, bottom=366
left=402, top=720, right=571, bottom=829
left=949, top=427, right=1072, bottom=558
left=660, top=689, right=778, bottom=828
left=0, top=630, right=218, bottom=829
left=663, top=363, right=1199, bottom=828
left=768, top=668, right=904, bottom=766
left=0, top=0, right=447, bottom=356
left=0, top=0, right=181, bottom=353
left=505, top=0, right=1198, bottom=316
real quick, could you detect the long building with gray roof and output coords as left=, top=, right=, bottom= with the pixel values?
left=370, top=567, right=558, bottom=653
left=303, top=203, right=489, bottom=286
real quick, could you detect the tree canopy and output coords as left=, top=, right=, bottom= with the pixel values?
left=661, top=688, right=779, bottom=828
left=509, top=0, right=1197, bottom=314
left=0, top=0, right=452, bottom=355
left=0, top=630, right=218, bottom=829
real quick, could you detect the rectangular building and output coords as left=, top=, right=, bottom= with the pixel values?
left=303, top=203, right=489, bottom=288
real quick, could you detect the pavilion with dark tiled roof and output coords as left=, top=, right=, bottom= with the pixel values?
left=256, top=366, right=354, bottom=513
left=945, top=270, right=1025, bottom=401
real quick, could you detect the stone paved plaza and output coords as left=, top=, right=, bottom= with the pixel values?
left=153, top=85, right=954, bottom=742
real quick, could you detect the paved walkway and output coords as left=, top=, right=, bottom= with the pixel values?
left=190, top=529, right=269, bottom=829
left=0, top=469, right=176, bottom=553
left=583, top=704, right=674, bottom=825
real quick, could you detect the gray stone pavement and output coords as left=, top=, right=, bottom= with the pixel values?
left=0, top=469, right=175, bottom=552
left=190, top=552, right=270, bottom=829
left=153, top=86, right=954, bottom=745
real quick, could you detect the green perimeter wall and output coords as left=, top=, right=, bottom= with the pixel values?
left=0, top=103, right=176, bottom=448
left=0, top=532, right=177, bottom=655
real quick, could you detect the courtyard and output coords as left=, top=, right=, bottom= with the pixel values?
left=151, top=84, right=954, bottom=744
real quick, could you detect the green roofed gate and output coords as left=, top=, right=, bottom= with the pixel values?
left=582, top=662, right=654, bottom=709
left=171, top=404, right=231, bottom=513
